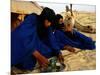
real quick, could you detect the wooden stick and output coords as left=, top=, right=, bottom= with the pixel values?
left=70, top=4, right=73, bottom=16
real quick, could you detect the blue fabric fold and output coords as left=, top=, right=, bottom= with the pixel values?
left=54, top=30, right=95, bottom=50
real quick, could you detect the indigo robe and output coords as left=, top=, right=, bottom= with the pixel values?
left=11, top=14, right=61, bottom=70
left=54, top=30, right=95, bottom=50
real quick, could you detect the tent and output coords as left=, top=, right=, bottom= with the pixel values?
left=11, top=0, right=43, bottom=30
left=11, top=0, right=43, bottom=15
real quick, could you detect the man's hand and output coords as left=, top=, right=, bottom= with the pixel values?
left=63, top=45, right=76, bottom=52
left=57, top=53, right=64, bottom=64
left=32, top=50, right=49, bottom=68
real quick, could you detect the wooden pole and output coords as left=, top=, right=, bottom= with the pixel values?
left=70, top=4, right=73, bottom=16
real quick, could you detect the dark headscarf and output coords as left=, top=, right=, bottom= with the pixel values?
left=37, top=7, right=56, bottom=39
left=53, top=14, right=64, bottom=30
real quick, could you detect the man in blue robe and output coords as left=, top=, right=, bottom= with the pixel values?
left=53, top=14, right=95, bottom=51
left=11, top=7, right=63, bottom=70
left=54, top=30, right=95, bottom=50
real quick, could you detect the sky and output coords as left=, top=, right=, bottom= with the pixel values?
left=37, top=2, right=96, bottom=14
